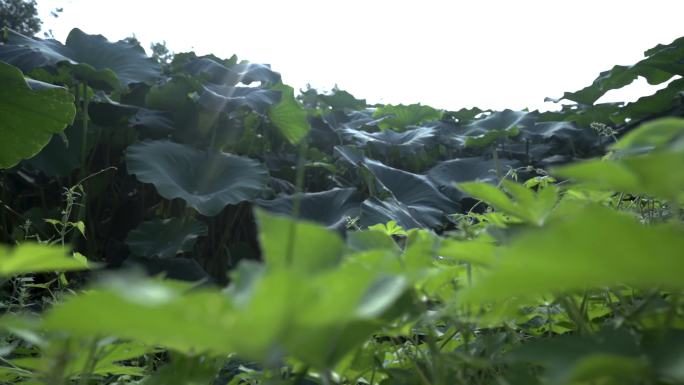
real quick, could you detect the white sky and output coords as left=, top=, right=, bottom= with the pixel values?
left=36, top=0, right=684, bottom=112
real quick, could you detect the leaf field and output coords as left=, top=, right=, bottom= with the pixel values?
left=0, top=27, right=683, bottom=385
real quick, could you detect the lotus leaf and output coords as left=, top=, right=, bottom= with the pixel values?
left=373, top=103, right=442, bottom=131
left=363, top=159, right=457, bottom=219
left=199, top=84, right=281, bottom=116
left=428, top=157, right=520, bottom=201
left=125, top=140, right=268, bottom=216
left=126, top=217, right=208, bottom=259
left=341, top=125, right=437, bottom=152
left=255, top=188, right=361, bottom=230
left=267, top=83, right=310, bottom=144
left=185, top=58, right=281, bottom=85
left=360, top=197, right=428, bottom=229
left=0, top=28, right=160, bottom=90
left=0, top=61, right=76, bottom=169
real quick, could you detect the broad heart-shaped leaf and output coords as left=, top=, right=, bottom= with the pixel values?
left=89, top=96, right=175, bottom=138
left=125, top=140, right=269, bottom=216
left=255, top=188, right=361, bottom=231
left=427, top=157, right=521, bottom=202
left=126, top=217, right=208, bottom=259
left=324, top=109, right=391, bottom=132
left=0, top=61, right=76, bottom=169
left=340, top=124, right=437, bottom=156
left=459, top=205, right=684, bottom=303
left=198, top=84, right=281, bottom=116
left=0, top=243, right=89, bottom=276
left=145, top=75, right=202, bottom=111
left=23, top=123, right=93, bottom=177
left=317, top=88, right=367, bottom=110
left=373, top=103, right=442, bottom=131
left=360, top=197, right=431, bottom=229
left=0, top=28, right=160, bottom=90
left=254, top=209, right=344, bottom=273
left=267, top=83, right=310, bottom=144
left=462, top=110, right=527, bottom=147
left=185, top=57, right=281, bottom=86
left=363, top=159, right=458, bottom=225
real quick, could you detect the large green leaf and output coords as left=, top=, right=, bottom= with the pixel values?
left=255, top=188, right=361, bottom=230
left=613, top=77, right=684, bottom=123
left=145, top=75, right=201, bottom=111
left=553, top=151, right=684, bottom=202
left=185, top=58, right=281, bottom=86
left=458, top=181, right=559, bottom=225
left=360, top=197, right=426, bottom=230
left=462, top=110, right=526, bottom=147
left=547, top=36, right=684, bottom=105
left=267, top=83, right=310, bottom=144
left=125, top=140, right=268, bottom=216
left=317, top=88, right=367, bottom=110
left=610, top=117, right=684, bottom=155
left=42, top=254, right=407, bottom=368
left=199, top=84, right=281, bottom=116
left=0, top=243, right=90, bottom=276
left=373, top=103, right=442, bottom=131
left=126, top=217, right=208, bottom=259
left=254, top=209, right=344, bottom=273
left=0, top=28, right=160, bottom=90
left=326, top=109, right=391, bottom=132
left=24, top=122, right=102, bottom=176
left=460, top=205, right=684, bottom=303
left=42, top=278, right=237, bottom=353
left=341, top=124, right=437, bottom=160
left=88, top=95, right=176, bottom=138
left=362, top=159, right=457, bottom=226
left=0, top=61, right=76, bottom=169
left=553, top=118, right=684, bottom=202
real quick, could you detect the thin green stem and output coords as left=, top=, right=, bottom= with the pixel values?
left=559, top=295, right=592, bottom=335
left=80, top=81, right=89, bottom=168
left=284, top=139, right=308, bottom=266
left=78, top=337, right=100, bottom=385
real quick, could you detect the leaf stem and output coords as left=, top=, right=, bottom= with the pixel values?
left=284, top=139, right=308, bottom=266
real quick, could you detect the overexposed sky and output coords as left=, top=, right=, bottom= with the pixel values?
left=36, top=0, right=684, bottom=111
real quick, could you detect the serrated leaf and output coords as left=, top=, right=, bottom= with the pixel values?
left=459, top=205, right=684, bottom=303
left=0, top=243, right=90, bottom=276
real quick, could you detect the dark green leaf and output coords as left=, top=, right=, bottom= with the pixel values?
left=125, top=140, right=268, bottom=216
left=255, top=188, right=361, bottom=230
left=0, top=61, right=76, bottom=169
left=0, top=28, right=160, bottom=90
left=126, top=217, right=208, bottom=258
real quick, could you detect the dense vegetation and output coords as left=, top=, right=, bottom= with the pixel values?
left=0, top=0, right=41, bottom=36
left=0, top=26, right=683, bottom=385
